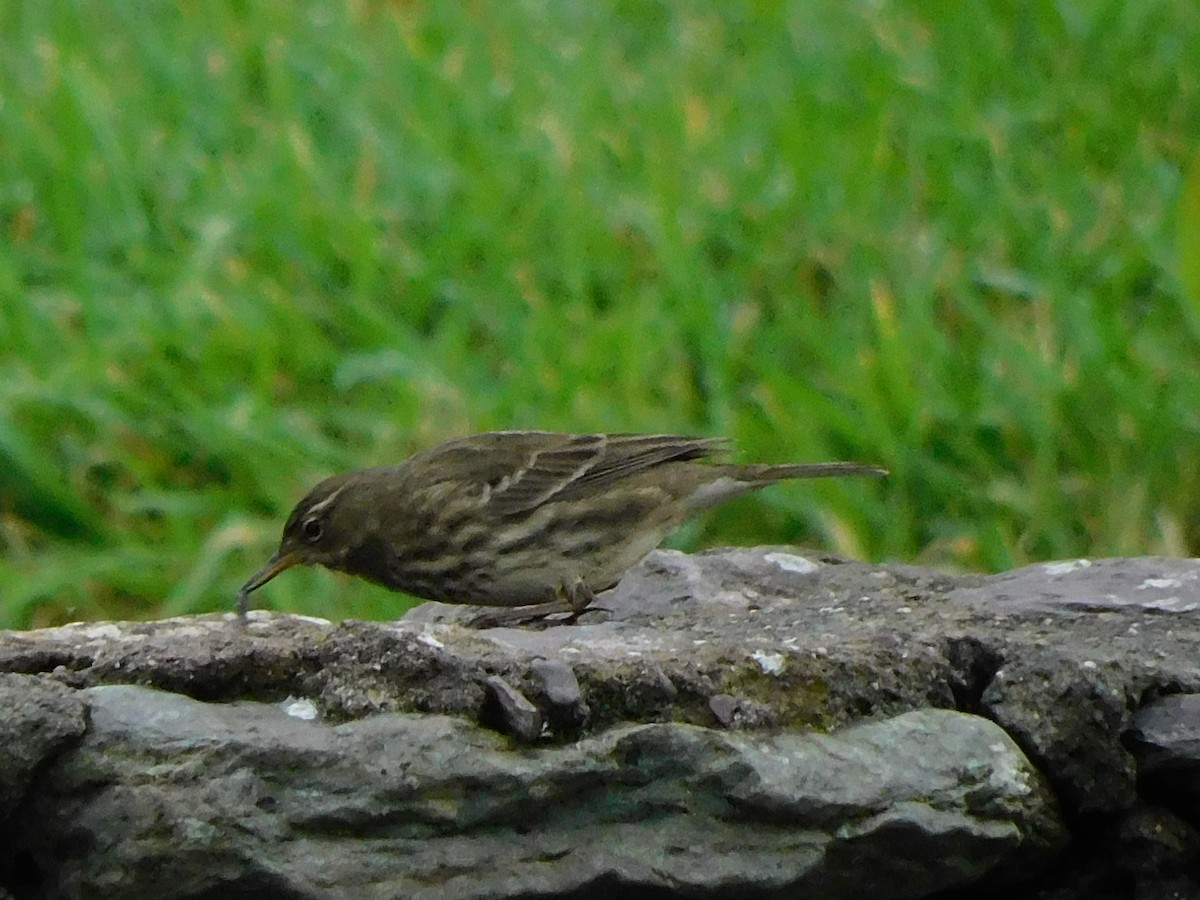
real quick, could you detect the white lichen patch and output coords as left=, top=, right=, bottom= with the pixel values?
left=1142, top=577, right=1182, bottom=589
left=76, top=624, right=128, bottom=641
left=287, top=613, right=335, bottom=626
left=751, top=650, right=786, bottom=675
left=283, top=698, right=319, bottom=720
left=416, top=629, right=445, bottom=649
left=988, top=740, right=1032, bottom=796
left=243, top=611, right=330, bottom=627
left=764, top=552, right=820, bottom=574
left=1043, top=559, right=1092, bottom=576
left=1142, top=596, right=1200, bottom=612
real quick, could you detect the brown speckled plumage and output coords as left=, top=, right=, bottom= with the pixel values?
left=238, top=431, right=886, bottom=624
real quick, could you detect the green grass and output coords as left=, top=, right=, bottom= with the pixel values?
left=1, top=2, right=1198, bottom=627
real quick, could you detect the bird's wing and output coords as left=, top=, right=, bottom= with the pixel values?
left=417, top=431, right=728, bottom=515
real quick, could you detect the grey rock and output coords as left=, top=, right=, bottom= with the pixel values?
left=1129, top=693, right=1200, bottom=821
left=1130, top=693, right=1200, bottom=776
left=707, top=692, right=774, bottom=729
left=0, top=673, right=87, bottom=814
left=529, top=657, right=588, bottom=733
left=708, top=691, right=740, bottom=726
left=482, top=674, right=543, bottom=742
left=14, top=686, right=1059, bottom=900
left=947, top=557, right=1200, bottom=614
left=981, top=652, right=1137, bottom=814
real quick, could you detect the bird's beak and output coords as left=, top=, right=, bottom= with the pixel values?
left=237, top=549, right=304, bottom=615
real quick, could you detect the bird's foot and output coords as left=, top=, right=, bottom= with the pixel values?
left=468, top=579, right=600, bottom=629
left=467, top=601, right=569, bottom=629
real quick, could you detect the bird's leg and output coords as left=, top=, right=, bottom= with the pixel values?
left=467, top=578, right=598, bottom=629
left=561, top=577, right=598, bottom=623
left=467, top=600, right=566, bottom=629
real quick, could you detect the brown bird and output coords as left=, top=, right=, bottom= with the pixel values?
left=238, top=431, right=886, bottom=626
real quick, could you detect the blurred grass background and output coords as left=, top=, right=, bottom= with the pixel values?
left=1, top=1, right=1199, bottom=626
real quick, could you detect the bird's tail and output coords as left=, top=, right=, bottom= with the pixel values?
left=738, top=462, right=889, bottom=482
left=687, top=461, right=886, bottom=510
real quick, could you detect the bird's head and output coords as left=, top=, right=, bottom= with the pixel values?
left=238, top=472, right=365, bottom=611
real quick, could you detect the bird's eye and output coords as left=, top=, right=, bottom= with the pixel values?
left=301, top=517, right=323, bottom=542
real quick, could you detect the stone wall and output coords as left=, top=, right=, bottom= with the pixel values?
left=1, top=549, right=1199, bottom=899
